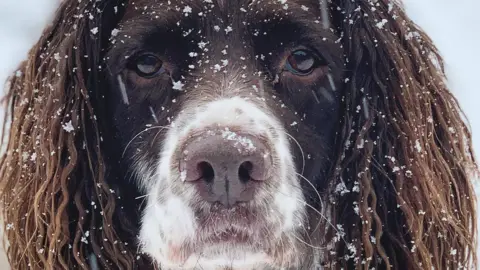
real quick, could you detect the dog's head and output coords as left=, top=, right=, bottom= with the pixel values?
left=0, top=0, right=477, bottom=269
left=107, top=2, right=343, bottom=268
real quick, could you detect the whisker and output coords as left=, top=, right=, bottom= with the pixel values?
left=275, top=188, right=348, bottom=247
left=284, top=132, right=305, bottom=175
left=135, top=193, right=153, bottom=200
left=152, top=127, right=165, bottom=144
left=262, top=206, right=288, bottom=262
left=295, top=173, right=325, bottom=234
left=122, top=125, right=169, bottom=158
left=293, top=234, right=328, bottom=250
left=298, top=198, right=348, bottom=246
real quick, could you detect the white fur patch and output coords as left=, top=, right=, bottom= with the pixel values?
left=138, top=97, right=306, bottom=269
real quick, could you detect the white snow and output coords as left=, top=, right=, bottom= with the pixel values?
left=0, top=0, right=479, bottom=268
left=62, top=120, right=75, bottom=133
left=172, top=80, right=185, bottom=91
left=90, top=27, right=99, bottom=35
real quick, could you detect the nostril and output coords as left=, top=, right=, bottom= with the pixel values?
left=238, top=161, right=253, bottom=183
left=198, top=161, right=214, bottom=183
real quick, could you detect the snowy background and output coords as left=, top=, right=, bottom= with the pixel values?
left=0, top=0, right=479, bottom=268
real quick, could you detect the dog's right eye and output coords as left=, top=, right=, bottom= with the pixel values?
left=130, top=54, right=165, bottom=78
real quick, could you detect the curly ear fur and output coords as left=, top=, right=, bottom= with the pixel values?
left=0, top=0, right=477, bottom=270
left=326, top=0, right=478, bottom=269
left=0, top=1, right=150, bottom=269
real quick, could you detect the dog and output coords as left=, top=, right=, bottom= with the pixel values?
left=0, top=0, right=477, bottom=269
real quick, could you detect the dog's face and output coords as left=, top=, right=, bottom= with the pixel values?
left=105, top=0, right=344, bottom=268
left=1, top=0, right=476, bottom=269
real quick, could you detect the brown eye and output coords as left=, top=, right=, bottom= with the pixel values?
left=131, top=54, right=164, bottom=77
left=285, top=49, right=324, bottom=76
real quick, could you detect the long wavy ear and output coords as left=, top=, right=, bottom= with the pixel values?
left=0, top=1, right=149, bottom=269
left=325, top=0, right=478, bottom=269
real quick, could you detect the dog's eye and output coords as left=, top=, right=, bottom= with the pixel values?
left=132, top=54, right=164, bottom=77
left=285, top=49, right=324, bottom=76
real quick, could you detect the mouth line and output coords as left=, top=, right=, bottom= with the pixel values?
left=203, top=228, right=252, bottom=244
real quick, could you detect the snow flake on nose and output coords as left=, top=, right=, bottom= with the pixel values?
left=221, top=128, right=257, bottom=153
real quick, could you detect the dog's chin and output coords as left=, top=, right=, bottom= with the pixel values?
left=161, top=248, right=275, bottom=270
left=139, top=196, right=305, bottom=269
left=140, top=207, right=301, bottom=269
left=154, top=238, right=299, bottom=270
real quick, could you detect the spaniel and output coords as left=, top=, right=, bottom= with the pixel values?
left=0, top=0, right=477, bottom=269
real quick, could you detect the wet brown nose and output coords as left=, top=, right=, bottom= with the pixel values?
left=179, top=132, right=272, bottom=207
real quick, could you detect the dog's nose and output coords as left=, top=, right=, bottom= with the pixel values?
left=180, top=131, right=272, bottom=207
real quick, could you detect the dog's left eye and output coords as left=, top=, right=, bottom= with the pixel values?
left=130, top=54, right=165, bottom=77
left=284, top=49, right=325, bottom=76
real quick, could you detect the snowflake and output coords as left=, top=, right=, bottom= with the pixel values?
left=111, top=28, right=120, bottom=37
left=172, top=80, right=185, bottom=91
left=414, top=139, right=422, bottom=153
left=81, top=236, right=88, bottom=244
left=62, top=121, right=74, bottom=133
left=91, top=27, right=99, bottom=35
left=198, top=41, right=208, bottom=49
left=357, top=139, right=365, bottom=149
left=376, top=19, right=388, bottom=29
left=213, top=64, right=222, bottom=72
left=334, top=181, right=350, bottom=195
left=183, top=6, right=192, bottom=16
